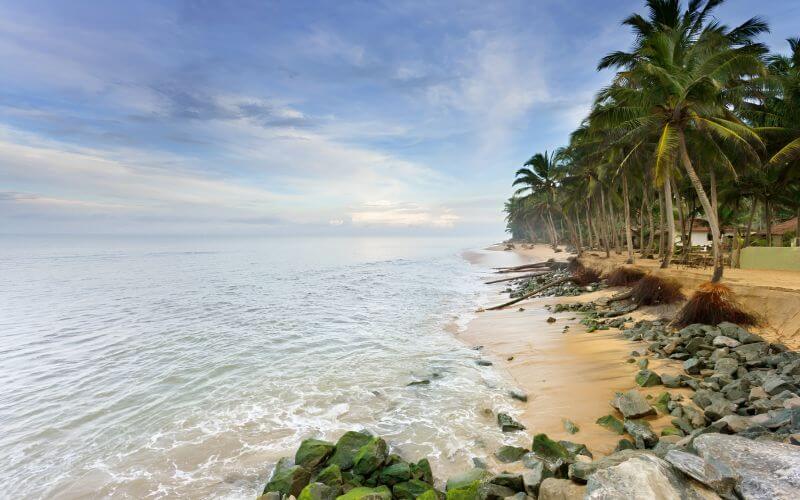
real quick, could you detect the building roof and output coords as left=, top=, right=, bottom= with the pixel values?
left=771, top=217, right=798, bottom=235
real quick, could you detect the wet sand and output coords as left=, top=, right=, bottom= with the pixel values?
left=459, top=244, right=691, bottom=457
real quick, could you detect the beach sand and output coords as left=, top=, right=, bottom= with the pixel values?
left=459, top=244, right=690, bottom=458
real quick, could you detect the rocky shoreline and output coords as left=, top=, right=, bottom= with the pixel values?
left=259, top=259, right=800, bottom=499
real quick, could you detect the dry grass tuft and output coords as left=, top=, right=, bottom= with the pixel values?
left=630, top=275, right=685, bottom=306
left=673, top=282, right=760, bottom=328
left=572, top=266, right=602, bottom=286
left=566, top=257, right=584, bottom=273
left=605, top=267, right=647, bottom=287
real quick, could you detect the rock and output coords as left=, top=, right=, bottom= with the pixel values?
left=415, top=491, right=438, bottom=500
left=623, top=419, right=658, bottom=449
left=476, top=360, right=493, bottom=366
left=562, top=419, right=579, bottom=434
left=258, top=493, right=281, bottom=500
left=635, top=370, right=662, bottom=387
left=585, top=454, right=718, bottom=499
left=653, top=392, right=671, bottom=414
left=445, top=480, right=480, bottom=500
left=509, top=389, right=528, bottom=402
left=665, top=450, right=738, bottom=497
left=558, top=441, right=592, bottom=459
left=352, top=438, right=388, bottom=476
left=490, top=473, right=524, bottom=492
left=522, top=461, right=552, bottom=496
left=596, top=415, right=624, bottom=435
left=684, top=358, right=702, bottom=375
left=393, top=480, right=433, bottom=500
left=296, top=439, right=336, bottom=470
left=337, top=486, right=392, bottom=500
left=410, top=459, right=433, bottom=484
left=314, top=464, right=343, bottom=490
left=264, top=458, right=312, bottom=497
left=661, top=373, right=683, bottom=388
left=531, top=434, right=572, bottom=461
left=713, top=358, right=738, bottom=378
left=763, top=374, right=793, bottom=396
left=693, top=433, right=800, bottom=499
left=330, top=431, right=373, bottom=470
left=495, top=445, right=528, bottom=464
left=712, top=336, right=740, bottom=349
left=611, top=390, right=655, bottom=419
left=547, top=317, right=556, bottom=323
left=567, top=450, right=651, bottom=483
left=377, top=462, right=410, bottom=486
left=614, top=439, right=636, bottom=452
left=446, top=468, right=492, bottom=491
left=734, top=342, right=768, bottom=363
left=537, top=478, right=586, bottom=500
left=298, top=482, right=336, bottom=500
left=497, top=412, right=526, bottom=432
left=522, top=453, right=568, bottom=478
left=407, top=379, right=431, bottom=386
left=638, top=358, right=649, bottom=369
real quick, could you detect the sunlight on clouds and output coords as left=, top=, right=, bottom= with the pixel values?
left=349, top=201, right=459, bottom=228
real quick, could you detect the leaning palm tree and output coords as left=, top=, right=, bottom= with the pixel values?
left=592, top=0, right=768, bottom=282
left=513, top=151, right=563, bottom=250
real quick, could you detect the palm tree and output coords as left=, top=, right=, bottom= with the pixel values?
left=592, top=0, right=768, bottom=282
left=513, top=151, right=563, bottom=250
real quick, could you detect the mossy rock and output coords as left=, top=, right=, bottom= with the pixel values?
left=378, top=462, right=411, bottom=486
left=296, top=439, right=336, bottom=470
left=595, top=415, right=624, bottom=435
left=653, top=392, right=671, bottom=414
left=445, top=480, right=480, bottom=500
left=446, top=468, right=491, bottom=491
left=410, top=458, right=433, bottom=484
left=613, top=439, right=636, bottom=452
left=264, top=458, right=312, bottom=497
left=336, top=485, right=392, bottom=500
left=341, top=471, right=365, bottom=492
left=562, top=419, right=579, bottom=434
left=558, top=441, right=591, bottom=459
left=314, top=464, right=343, bottom=489
left=393, top=479, right=434, bottom=500
left=635, top=369, right=661, bottom=387
left=352, top=437, right=388, bottom=476
left=299, top=482, right=337, bottom=500
left=531, top=434, right=571, bottom=461
left=494, top=445, right=528, bottom=463
left=660, top=426, right=684, bottom=437
left=416, top=490, right=439, bottom=500
left=330, top=431, right=374, bottom=470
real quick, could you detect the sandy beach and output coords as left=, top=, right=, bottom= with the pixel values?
left=458, top=243, right=799, bottom=459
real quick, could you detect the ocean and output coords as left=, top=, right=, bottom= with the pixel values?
left=0, top=236, right=528, bottom=498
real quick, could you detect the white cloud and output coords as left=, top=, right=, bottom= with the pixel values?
left=349, top=201, right=459, bottom=228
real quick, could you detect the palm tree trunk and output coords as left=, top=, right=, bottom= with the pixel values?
left=622, top=173, right=635, bottom=264
left=795, top=206, right=800, bottom=247
left=585, top=200, right=595, bottom=249
left=599, top=188, right=611, bottom=258
left=743, top=199, right=757, bottom=247
left=678, top=131, right=722, bottom=282
left=764, top=199, right=773, bottom=247
left=661, top=173, right=675, bottom=269
left=672, top=177, right=687, bottom=259
left=646, top=187, right=655, bottom=257
left=657, top=188, right=665, bottom=259
left=639, top=192, right=646, bottom=254
left=546, top=210, right=559, bottom=250
left=564, top=214, right=582, bottom=256
left=607, top=191, right=622, bottom=254
left=575, top=213, right=584, bottom=250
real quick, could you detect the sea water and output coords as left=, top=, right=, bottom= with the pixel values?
left=0, top=236, right=528, bottom=499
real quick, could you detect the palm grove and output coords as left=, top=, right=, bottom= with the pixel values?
left=505, top=0, right=800, bottom=284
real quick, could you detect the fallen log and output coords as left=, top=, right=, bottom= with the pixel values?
left=493, top=260, right=554, bottom=272
left=485, top=277, right=574, bottom=310
left=606, top=290, right=634, bottom=304
left=484, top=271, right=550, bottom=284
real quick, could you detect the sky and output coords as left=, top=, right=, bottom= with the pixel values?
left=1, top=0, right=798, bottom=237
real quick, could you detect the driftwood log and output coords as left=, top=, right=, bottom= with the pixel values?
left=485, top=277, right=574, bottom=310
left=484, top=271, right=550, bottom=285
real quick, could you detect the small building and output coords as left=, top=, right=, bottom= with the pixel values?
left=770, top=217, right=799, bottom=247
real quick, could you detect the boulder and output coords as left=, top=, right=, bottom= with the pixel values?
left=522, top=461, right=552, bottom=496
left=477, top=482, right=516, bottom=499
left=665, top=450, right=738, bottom=497
left=763, top=374, right=793, bottom=396
left=296, top=439, right=336, bottom=470
left=495, top=445, right=528, bottom=463
left=623, top=419, right=658, bottom=449
left=531, top=434, right=572, bottom=461
left=378, top=462, right=411, bottom=486
left=635, top=370, right=662, bottom=387
left=733, top=342, right=768, bottom=363
left=596, top=415, right=624, bottom=435
left=559, top=441, right=592, bottom=459
left=693, top=433, right=800, bottom=499
left=314, top=464, right=343, bottom=490
left=567, top=450, right=651, bottom=483
left=611, top=390, right=655, bottom=419
left=392, top=479, right=433, bottom=500
left=661, top=373, right=683, bottom=388
left=537, top=478, right=586, bottom=499
left=352, top=438, right=388, bottom=476
left=298, top=482, right=336, bottom=500
left=415, top=491, right=438, bottom=500
left=712, top=336, right=740, bottom=349
left=445, top=480, right=479, bottom=500
left=490, top=473, right=524, bottom=492
left=684, top=358, right=703, bottom=375
left=509, top=389, right=528, bottom=402
left=410, top=459, right=433, bottom=484
left=497, top=412, right=526, bottom=432
left=713, top=358, right=738, bottom=378
left=330, top=431, right=374, bottom=470
left=264, top=457, right=312, bottom=497
left=522, top=453, right=568, bottom=478
left=337, top=486, right=392, bottom=500
left=446, top=468, right=492, bottom=491
left=585, top=454, right=718, bottom=499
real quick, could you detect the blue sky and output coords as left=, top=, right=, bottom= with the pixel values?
left=1, top=0, right=798, bottom=236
